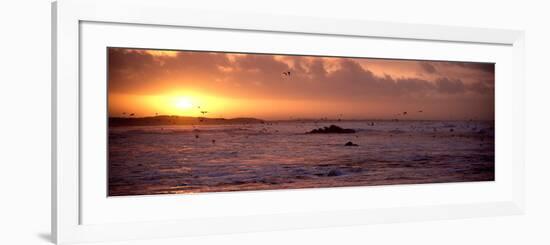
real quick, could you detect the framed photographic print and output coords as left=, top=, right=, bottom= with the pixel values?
left=107, top=47, right=497, bottom=196
left=52, top=0, right=525, bottom=244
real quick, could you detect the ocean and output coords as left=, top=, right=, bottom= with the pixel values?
left=108, top=120, right=494, bottom=196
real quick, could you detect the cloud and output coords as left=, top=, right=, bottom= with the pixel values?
left=108, top=48, right=231, bottom=94
left=107, top=48, right=495, bottom=119
left=435, top=78, right=466, bottom=94
left=108, top=48, right=495, bottom=100
left=445, top=61, right=495, bottom=73
left=419, top=62, right=437, bottom=74
left=468, top=81, right=492, bottom=94
left=224, top=56, right=492, bottom=104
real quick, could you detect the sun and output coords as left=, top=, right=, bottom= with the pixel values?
left=175, top=97, right=194, bottom=109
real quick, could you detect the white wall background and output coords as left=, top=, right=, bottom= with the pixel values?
left=0, top=0, right=548, bottom=244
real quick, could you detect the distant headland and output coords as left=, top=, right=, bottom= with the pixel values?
left=109, top=115, right=265, bottom=127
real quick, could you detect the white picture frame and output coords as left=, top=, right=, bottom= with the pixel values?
left=52, top=0, right=525, bottom=244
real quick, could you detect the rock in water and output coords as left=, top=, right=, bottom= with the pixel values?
left=345, top=141, right=359, bottom=146
left=307, top=125, right=356, bottom=134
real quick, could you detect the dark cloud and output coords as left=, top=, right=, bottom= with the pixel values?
left=312, top=60, right=436, bottom=98
left=246, top=57, right=485, bottom=99
left=419, top=62, right=437, bottom=74
left=108, top=48, right=231, bottom=94
left=108, top=48, right=495, bottom=99
left=108, top=48, right=159, bottom=92
left=446, top=61, right=495, bottom=73
left=435, top=78, right=466, bottom=94
left=235, top=54, right=289, bottom=74
left=468, top=81, right=492, bottom=94
left=108, top=48, right=495, bottom=120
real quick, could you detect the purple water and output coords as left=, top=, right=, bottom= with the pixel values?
left=108, top=120, right=494, bottom=196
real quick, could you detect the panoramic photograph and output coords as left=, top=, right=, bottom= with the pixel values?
left=107, top=47, right=495, bottom=196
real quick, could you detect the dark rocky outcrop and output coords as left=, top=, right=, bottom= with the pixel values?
left=307, top=125, right=356, bottom=134
left=327, top=169, right=343, bottom=177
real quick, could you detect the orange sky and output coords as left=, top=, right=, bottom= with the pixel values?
left=108, top=48, right=495, bottom=120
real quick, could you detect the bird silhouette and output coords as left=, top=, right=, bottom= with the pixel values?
left=129, top=113, right=135, bottom=116
left=282, top=71, right=291, bottom=79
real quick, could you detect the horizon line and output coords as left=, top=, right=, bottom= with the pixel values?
left=108, top=115, right=495, bottom=122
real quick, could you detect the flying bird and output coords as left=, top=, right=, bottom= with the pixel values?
left=129, top=113, right=135, bottom=116
left=282, top=71, right=291, bottom=79
left=403, top=111, right=407, bottom=115
left=200, top=111, right=208, bottom=115
left=418, top=110, right=423, bottom=113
